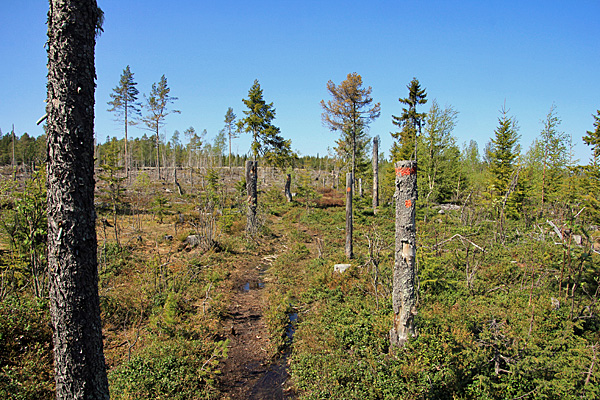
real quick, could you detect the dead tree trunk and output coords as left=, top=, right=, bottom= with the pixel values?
left=373, top=136, right=379, bottom=213
left=11, top=124, right=16, bottom=181
left=285, top=173, right=292, bottom=202
left=390, top=160, right=418, bottom=348
left=46, top=0, right=110, bottom=398
left=174, top=168, right=184, bottom=196
left=246, top=160, right=258, bottom=234
left=346, top=172, right=353, bottom=259
left=155, top=127, right=161, bottom=180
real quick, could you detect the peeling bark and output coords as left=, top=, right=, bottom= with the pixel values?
left=390, top=160, right=418, bottom=347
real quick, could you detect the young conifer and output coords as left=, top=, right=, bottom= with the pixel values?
left=391, top=78, right=427, bottom=161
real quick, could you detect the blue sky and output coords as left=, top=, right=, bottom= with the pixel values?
left=1, top=1, right=599, bottom=163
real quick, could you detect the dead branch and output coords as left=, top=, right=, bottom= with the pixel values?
left=432, top=233, right=485, bottom=252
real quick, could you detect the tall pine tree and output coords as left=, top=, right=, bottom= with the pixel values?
left=224, top=107, right=239, bottom=169
left=46, top=0, right=109, bottom=397
left=142, top=75, right=179, bottom=180
left=321, top=72, right=380, bottom=182
left=107, top=65, right=140, bottom=180
left=238, top=79, right=293, bottom=165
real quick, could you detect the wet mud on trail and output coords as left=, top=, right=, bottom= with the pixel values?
left=218, top=246, right=296, bottom=400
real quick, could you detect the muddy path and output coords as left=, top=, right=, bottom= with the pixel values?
left=218, top=239, right=295, bottom=400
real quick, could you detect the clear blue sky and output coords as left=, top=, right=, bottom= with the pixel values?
left=1, top=1, right=599, bottom=163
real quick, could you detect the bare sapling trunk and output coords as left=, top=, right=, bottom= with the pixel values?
left=46, top=0, right=109, bottom=398
left=285, top=173, right=292, bottom=202
left=390, top=160, right=418, bottom=347
left=346, top=172, right=353, bottom=259
left=246, top=160, right=258, bottom=234
left=373, top=136, right=379, bottom=213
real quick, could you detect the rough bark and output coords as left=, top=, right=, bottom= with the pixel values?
left=246, top=160, right=258, bottom=234
left=372, top=136, right=379, bottom=213
left=46, top=0, right=109, bottom=398
left=345, top=172, right=353, bottom=259
left=390, top=160, right=418, bottom=347
left=284, top=173, right=292, bottom=202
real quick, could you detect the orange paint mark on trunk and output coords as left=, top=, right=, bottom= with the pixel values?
left=395, top=166, right=416, bottom=176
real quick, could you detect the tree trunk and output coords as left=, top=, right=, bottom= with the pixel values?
left=124, top=98, right=129, bottom=182
left=46, top=1, right=109, bottom=398
left=373, top=136, right=379, bottom=213
left=541, top=151, right=547, bottom=212
left=228, top=134, right=232, bottom=170
left=285, top=173, right=292, bottom=202
left=12, top=124, right=16, bottom=181
left=352, top=127, right=356, bottom=190
left=246, top=160, right=258, bottom=234
left=345, top=172, right=353, bottom=259
left=156, top=127, right=161, bottom=180
left=390, top=160, right=418, bottom=348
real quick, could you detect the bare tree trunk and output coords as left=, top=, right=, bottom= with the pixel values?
left=155, top=127, right=161, bottom=180
left=285, top=173, right=292, bottom=202
left=12, top=124, right=16, bottom=181
left=246, top=160, right=258, bottom=234
left=174, top=167, right=184, bottom=196
left=390, top=160, right=418, bottom=348
left=228, top=134, right=232, bottom=170
left=46, top=0, right=109, bottom=398
left=346, top=172, right=353, bottom=259
left=124, top=101, right=129, bottom=182
left=373, top=136, right=379, bottom=213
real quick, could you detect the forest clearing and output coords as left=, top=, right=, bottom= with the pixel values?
left=2, top=1, right=600, bottom=399
left=2, top=151, right=600, bottom=399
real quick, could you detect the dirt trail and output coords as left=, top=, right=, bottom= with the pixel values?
left=218, top=241, right=294, bottom=400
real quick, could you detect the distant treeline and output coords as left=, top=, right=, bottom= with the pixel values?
left=0, top=131, right=46, bottom=170
left=0, top=131, right=334, bottom=172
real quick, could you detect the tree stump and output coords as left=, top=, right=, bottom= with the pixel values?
left=346, top=172, right=353, bottom=259
left=390, top=160, right=418, bottom=347
left=285, top=173, right=292, bottom=202
left=373, top=136, right=379, bottom=213
left=246, top=160, right=258, bottom=234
